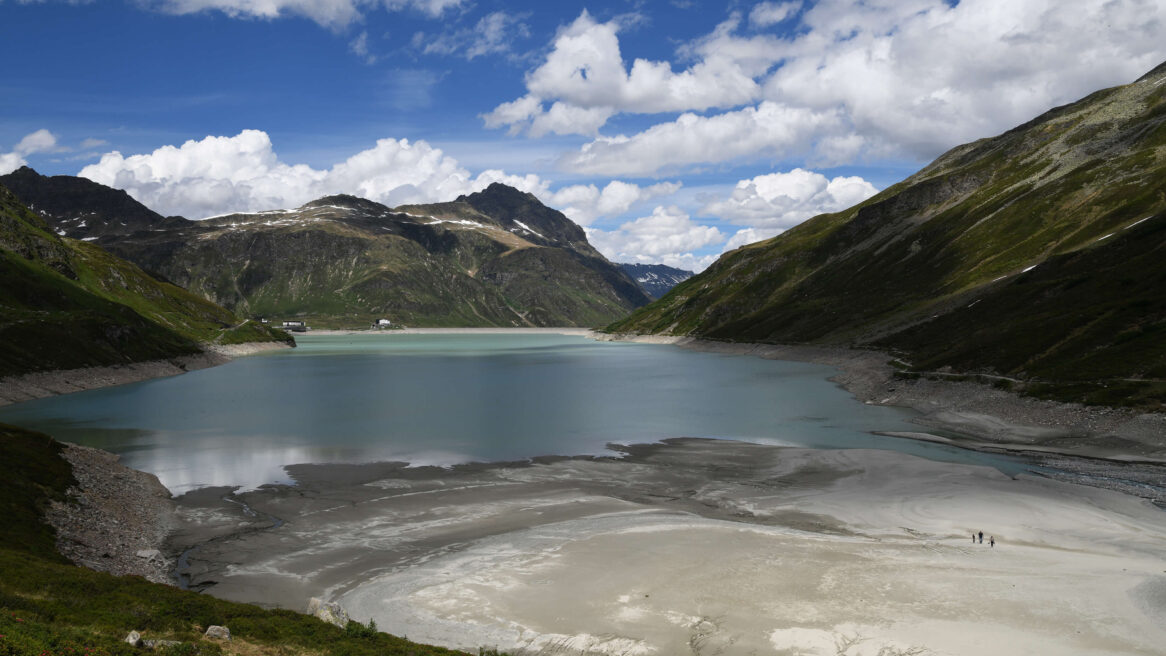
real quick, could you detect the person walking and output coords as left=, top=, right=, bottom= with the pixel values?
left=978, top=531, right=983, bottom=544
left=990, top=536, right=995, bottom=548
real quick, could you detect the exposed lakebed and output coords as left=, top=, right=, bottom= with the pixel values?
left=0, top=333, right=1027, bottom=492
left=10, top=333, right=1166, bottom=654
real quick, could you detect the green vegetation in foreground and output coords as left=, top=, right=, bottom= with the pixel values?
left=0, top=184, right=292, bottom=377
left=0, top=423, right=499, bottom=656
left=609, top=61, right=1166, bottom=409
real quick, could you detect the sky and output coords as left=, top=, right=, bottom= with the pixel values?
left=2, top=0, right=1163, bottom=271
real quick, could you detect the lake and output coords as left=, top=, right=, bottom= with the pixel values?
left=0, top=333, right=1026, bottom=491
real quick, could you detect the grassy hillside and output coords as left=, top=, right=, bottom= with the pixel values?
left=0, top=423, right=483, bottom=656
left=0, top=185, right=291, bottom=377
left=610, top=62, right=1166, bottom=407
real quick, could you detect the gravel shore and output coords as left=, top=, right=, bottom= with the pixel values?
left=0, top=341, right=292, bottom=408
left=46, top=443, right=176, bottom=584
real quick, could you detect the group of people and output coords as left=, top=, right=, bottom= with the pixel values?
left=973, top=530, right=995, bottom=547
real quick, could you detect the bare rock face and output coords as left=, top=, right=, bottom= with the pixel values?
left=205, top=625, right=231, bottom=641
left=307, top=597, right=350, bottom=627
left=45, top=444, right=176, bottom=584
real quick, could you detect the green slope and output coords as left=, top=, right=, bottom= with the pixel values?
left=0, top=185, right=291, bottom=377
left=610, top=62, right=1166, bottom=407
left=0, top=424, right=480, bottom=656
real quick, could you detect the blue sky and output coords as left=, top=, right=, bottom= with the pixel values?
left=2, top=0, right=1163, bottom=270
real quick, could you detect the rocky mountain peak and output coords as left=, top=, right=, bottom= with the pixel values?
left=0, top=166, right=185, bottom=240
left=456, top=183, right=587, bottom=247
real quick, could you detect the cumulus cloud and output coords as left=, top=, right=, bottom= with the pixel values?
left=500, top=0, right=1164, bottom=176
left=702, top=168, right=878, bottom=229
left=414, top=10, right=530, bottom=61
left=560, top=102, right=843, bottom=176
left=586, top=206, right=724, bottom=271
left=74, top=129, right=685, bottom=226
left=0, top=153, right=24, bottom=175
left=722, top=227, right=784, bottom=252
left=140, top=0, right=465, bottom=29
left=483, top=10, right=761, bottom=136
left=549, top=180, right=681, bottom=226
left=0, top=129, right=59, bottom=175
left=758, top=0, right=1165, bottom=161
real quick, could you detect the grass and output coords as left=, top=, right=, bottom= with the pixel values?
left=0, top=185, right=292, bottom=377
left=0, top=424, right=498, bottom=656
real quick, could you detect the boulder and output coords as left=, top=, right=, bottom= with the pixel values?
left=307, top=597, right=350, bottom=628
left=205, top=625, right=231, bottom=641
left=135, top=549, right=164, bottom=564
left=124, top=631, right=143, bottom=647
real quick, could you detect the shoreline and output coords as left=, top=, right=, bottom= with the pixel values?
left=306, top=326, right=595, bottom=336
left=596, top=333, right=1166, bottom=463
left=0, top=340, right=293, bottom=408
left=16, top=330, right=1166, bottom=654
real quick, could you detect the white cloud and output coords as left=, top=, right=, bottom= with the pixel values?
left=702, top=168, right=878, bottom=229
left=79, top=137, right=109, bottom=149
left=759, top=0, right=1165, bottom=161
left=749, top=1, right=800, bottom=28
left=0, top=153, right=24, bottom=175
left=415, top=11, right=530, bottom=61
left=141, top=0, right=465, bottom=29
left=559, top=102, right=843, bottom=176
left=0, top=129, right=58, bottom=175
left=723, top=227, right=783, bottom=252
left=73, top=130, right=684, bottom=228
left=349, top=30, right=376, bottom=64
left=15, top=129, right=58, bottom=155
left=586, top=205, right=724, bottom=271
left=549, top=180, right=681, bottom=226
left=484, top=10, right=761, bottom=136
left=505, top=0, right=1163, bottom=176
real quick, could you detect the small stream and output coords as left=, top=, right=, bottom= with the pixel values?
left=173, top=492, right=285, bottom=591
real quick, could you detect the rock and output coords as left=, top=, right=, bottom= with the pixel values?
left=136, top=549, right=164, bottom=564
left=124, top=630, right=143, bottom=647
left=205, top=625, right=231, bottom=641
left=143, top=639, right=183, bottom=650
left=307, top=597, right=350, bottom=627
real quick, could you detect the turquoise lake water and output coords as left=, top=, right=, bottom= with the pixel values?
left=0, top=333, right=1026, bottom=491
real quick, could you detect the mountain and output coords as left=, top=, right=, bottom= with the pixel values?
left=3, top=174, right=651, bottom=328
left=619, top=263, right=694, bottom=299
left=0, top=166, right=193, bottom=240
left=610, top=62, right=1166, bottom=407
left=0, top=183, right=290, bottom=377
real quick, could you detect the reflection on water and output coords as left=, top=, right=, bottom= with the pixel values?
left=0, top=333, right=1026, bottom=491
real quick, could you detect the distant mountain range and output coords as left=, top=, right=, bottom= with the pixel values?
left=1, top=171, right=651, bottom=328
left=0, top=184, right=290, bottom=377
left=611, top=61, right=1166, bottom=407
left=618, top=263, right=694, bottom=299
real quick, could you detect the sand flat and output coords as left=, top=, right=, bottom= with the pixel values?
left=171, top=440, right=1166, bottom=655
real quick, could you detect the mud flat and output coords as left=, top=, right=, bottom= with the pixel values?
left=168, top=438, right=1166, bottom=656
